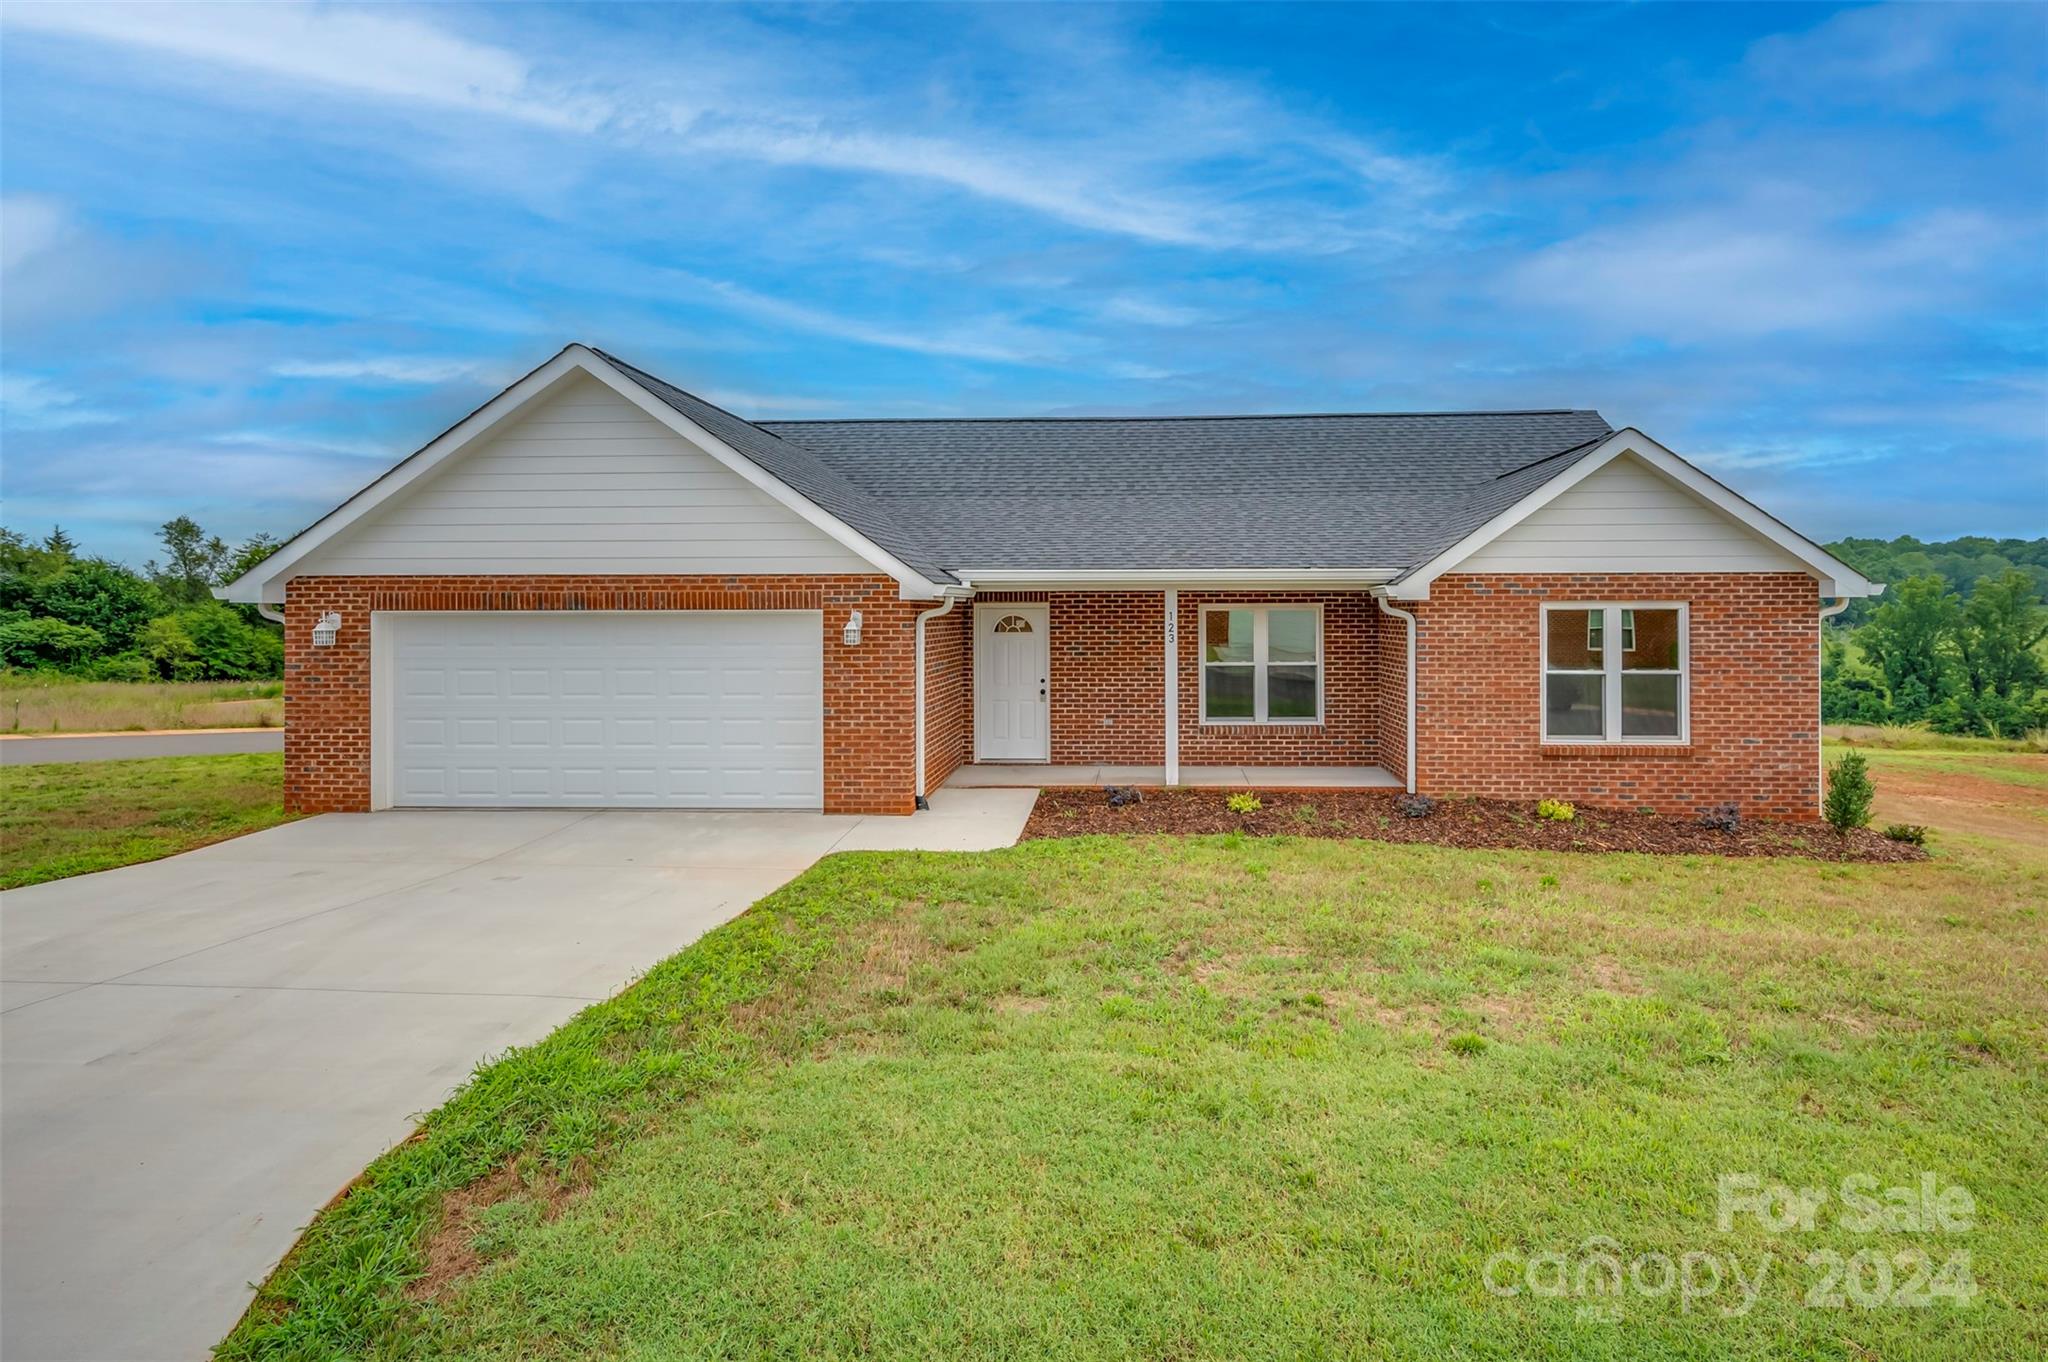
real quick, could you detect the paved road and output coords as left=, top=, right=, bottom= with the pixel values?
left=0, top=790, right=1036, bottom=1362
left=0, top=729, right=285, bottom=765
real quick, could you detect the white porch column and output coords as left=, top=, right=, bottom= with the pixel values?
left=1164, top=588, right=1180, bottom=785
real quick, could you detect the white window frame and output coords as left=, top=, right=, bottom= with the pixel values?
left=1541, top=602, right=1688, bottom=745
left=1199, top=604, right=1323, bottom=725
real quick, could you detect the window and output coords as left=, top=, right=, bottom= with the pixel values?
left=1201, top=606, right=1321, bottom=723
left=1543, top=604, right=1686, bottom=742
left=993, top=614, right=1034, bottom=634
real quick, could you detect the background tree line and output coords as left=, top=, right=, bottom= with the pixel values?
left=0, top=520, right=283, bottom=680
left=1823, top=535, right=2048, bottom=737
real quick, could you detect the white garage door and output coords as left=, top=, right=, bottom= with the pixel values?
left=380, top=612, right=822, bottom=809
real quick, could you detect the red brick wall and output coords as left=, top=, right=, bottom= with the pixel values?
left=282, top=574, right=920, bottom=816
left=961, top=591, right=1381, bottom=767
left=1410, top=573, right=1823, bottom=818
left=1178, top=592, right=1381, bottom=766
left=920, top=601, right=969, bottom=795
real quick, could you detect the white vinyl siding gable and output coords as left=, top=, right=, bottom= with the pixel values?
left=1460, top=453, right=1808, bottom=575
left=297, top=374, right=871, bottom=576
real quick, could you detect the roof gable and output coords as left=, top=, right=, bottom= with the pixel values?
left=220, top=346, right=946, bottom=603
left=1384, top=429, right=1881, bottom=599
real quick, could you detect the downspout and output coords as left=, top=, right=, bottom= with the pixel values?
left=1818, top=596, right=1852, bottom=815
left=912, top=592, right=965, bottom=810
left=1373, top=591, right=1419, bottom=795
left=256, top=602, right=285, bottom=626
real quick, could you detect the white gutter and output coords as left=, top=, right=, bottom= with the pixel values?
left=1372, top=592, right=1418, bottom=794
left=254, top=602, right=285, bottom=626
left=955, top=568, right=1399, bottom=590
left=1817, top=595, right=1855, bottom=816
left=912, top=592, right=967, bottom=808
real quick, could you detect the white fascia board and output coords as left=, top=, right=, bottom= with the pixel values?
left=955, top=568, right=1401, bottom=591
left=219, top=344, right=945, bottom=604
left=1383, top=428, right=1882, bottom=601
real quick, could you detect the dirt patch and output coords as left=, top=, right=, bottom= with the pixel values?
left=409, top=1161, right=588, bottom=1301
left=1023, top=788, right=1925, bottom=862
left=1867, top=760, right=2048, bottom=844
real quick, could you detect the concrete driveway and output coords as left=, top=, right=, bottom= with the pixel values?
left=0, top=790, right=1034, bottom=1362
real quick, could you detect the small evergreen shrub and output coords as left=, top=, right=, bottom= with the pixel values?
left=1226, top=792, right=1262, bottom=815
left=1882, top=822, right=1928, bottom=845
left=1823, top=751, right=1876, bottom=832
left=1536, top=798, right=1576, bottom=822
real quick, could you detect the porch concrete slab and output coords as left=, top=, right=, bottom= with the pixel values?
left=834, top=788, right=1038, bottom=852
left=944, top=764, right=1400, bottom=791
left=1, top=980, right=85, bottom=1014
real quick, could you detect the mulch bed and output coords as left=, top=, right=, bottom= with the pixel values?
left=1021, top=787, right=1928, bottom=862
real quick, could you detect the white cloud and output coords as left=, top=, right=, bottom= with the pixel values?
left=0, top=374, right=118, bottom=428
left=1098, top=295, right=1211, bottom=328
left=663, top=271, right=1070, bottom=366
left=270, top=356, right=510, bottom=385
left=0, top=195, right=70, bottom=274
left=0, top=1, right=605, bottom=130
left=1505, top=208, right=2007, bottom=341
left=0, top=3, right=1443, bottom=255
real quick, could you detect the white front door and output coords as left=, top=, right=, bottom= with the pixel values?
left=975, top=604, right=1049, bottom=761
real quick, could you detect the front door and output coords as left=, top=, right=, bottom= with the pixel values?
left=975, top=604, right=1049, bottom=761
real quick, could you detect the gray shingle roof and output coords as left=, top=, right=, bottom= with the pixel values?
left=598, top=349, right=1612, bottom=581
left=759, top=411, right=1613, bottom=575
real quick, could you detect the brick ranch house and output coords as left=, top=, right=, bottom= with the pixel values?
left=222, top=344, right=1880, bottom=820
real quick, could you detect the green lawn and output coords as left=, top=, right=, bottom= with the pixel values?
left=223, top=814, right=2045, bottom=1358
left=0, top=752, right=292, bottom=889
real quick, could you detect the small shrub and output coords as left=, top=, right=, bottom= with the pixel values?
left=1823, top=751, right=1875, bottom=832
left=1393, top=793, right=1435, bottom=819
left=1447, top=1032, right=1488, bottom=1056
left=1696, top=802, right=1741, bottom=833
left=1104, top=785, right=1143, bottom=808
left=1536, top=798, right=1576, bottom=822
left=1882, top=822, right=1928, bottom=845
left=1226, top=792, right=1262, bottom=815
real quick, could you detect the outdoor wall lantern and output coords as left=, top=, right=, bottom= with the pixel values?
left=312, top=612, right=342, bottom=647
left=842, top=610, right=863, bottom=646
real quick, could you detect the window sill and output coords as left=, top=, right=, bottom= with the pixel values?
left=1537, top=742, right=1694, bottom=759
left=1200, top=719, right=1325, bottom=729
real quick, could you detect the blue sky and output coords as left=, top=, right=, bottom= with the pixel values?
left=2, top=1, right=2043, bottom=567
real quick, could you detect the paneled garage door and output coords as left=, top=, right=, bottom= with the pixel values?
left=379, top=612, right=823, bottom=808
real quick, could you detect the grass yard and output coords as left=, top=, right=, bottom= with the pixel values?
left=224, top=759, right=2046, bottom=1360
left=0, top=674, right=284, bottom=733
left=0, top=753, right=291, bottom=889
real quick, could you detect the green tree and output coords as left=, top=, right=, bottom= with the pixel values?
left=1956, top=569, right=2047, bottom=701
left=148, top=516, right=234, bottom=604
left=0, top=617, right=105, bottom=669
left=41, top=526, right=77, bottom=559
left=1855, top=575, right=1961, bottom=723
left=1823, top=751, right=1875, bottom=832
left=30, top=560, right=163, bottom=653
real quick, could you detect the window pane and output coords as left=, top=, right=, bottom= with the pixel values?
left=1547, top=609, right=1602, bottom=670
left=1545, top=672, right=1604, bottom=737
left=1269, top=664, right=1318, bottom=718
left=1622, top=609, right=1681, bottom=670
left=1205, top=610, right=1252, bottom=663
left=1621, top=673, right=1681, bottom=737
left=1268, top=609, right=1317, bottom=663
left=1205, top=664, right=1254, bottom=718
